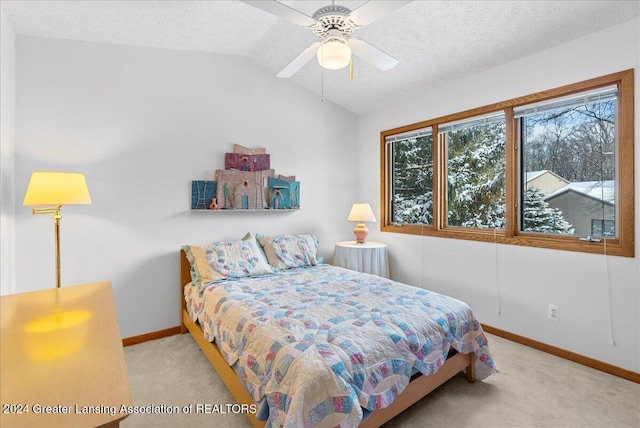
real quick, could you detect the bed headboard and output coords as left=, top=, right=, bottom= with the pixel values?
left=180, top=249, right=191, bottom=314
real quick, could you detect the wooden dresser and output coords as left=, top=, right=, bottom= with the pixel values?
left=1, top=282, right=132, bottom=427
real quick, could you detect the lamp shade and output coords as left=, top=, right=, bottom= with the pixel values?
left=347, top=203, right=377, bottom=223
left=317, top=38, right=351, bottom=70
left=23, top=172, right=92, bottom=206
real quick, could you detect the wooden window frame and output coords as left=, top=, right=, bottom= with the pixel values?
left=380, top=69, right=634, bottom=257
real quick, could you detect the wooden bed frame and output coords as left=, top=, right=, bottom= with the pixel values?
left=180, top=250, right=475, bottom=428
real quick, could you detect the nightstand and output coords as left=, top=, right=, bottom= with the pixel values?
left=333, top=241, right=390, bottom=278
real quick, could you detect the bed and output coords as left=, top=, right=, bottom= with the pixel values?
left=180, top=233, right=496, bottom=427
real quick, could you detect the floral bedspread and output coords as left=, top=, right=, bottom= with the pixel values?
left=192, top=264, right=496, bottom=428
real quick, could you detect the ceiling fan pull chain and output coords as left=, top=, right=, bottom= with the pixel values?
left=321, top=66, right=325, bottom=102
left=350, top=58, right=354, bottom=80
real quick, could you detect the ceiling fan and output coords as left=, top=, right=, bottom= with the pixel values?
left=242, top=1, right=412, bottom=78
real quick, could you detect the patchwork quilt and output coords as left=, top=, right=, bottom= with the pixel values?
left=187, top=264, right=496, bottom=427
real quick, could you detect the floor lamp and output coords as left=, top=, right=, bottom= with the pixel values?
left=23, top=172, right=92, bottom=288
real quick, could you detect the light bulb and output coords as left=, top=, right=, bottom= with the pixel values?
left=317, top=39, right=351, bottom=70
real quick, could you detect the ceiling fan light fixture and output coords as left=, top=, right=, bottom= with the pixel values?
left=317, top=37, right=351, bottom=70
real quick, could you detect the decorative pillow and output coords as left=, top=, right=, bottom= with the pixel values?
left=183, top=237, right=274, bottom=292
left=242, top=232, right=270, bottom=264
left=257, top=234, right=319, bottom=270
left=182, top=244, right=214, bottom=285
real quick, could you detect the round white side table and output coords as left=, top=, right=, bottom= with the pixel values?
left=333, top=241, right=389, bottom=278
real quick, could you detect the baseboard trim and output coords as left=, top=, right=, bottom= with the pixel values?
left=122, top=324, right=639, bottom=384
left=482, top=324, right=640, bottom=384
left=122, top=326, right=181, bottom=347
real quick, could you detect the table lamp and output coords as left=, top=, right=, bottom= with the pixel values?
left=347, top=202, right=377, bottom=244
left=23, top=172, right=92, bottom=288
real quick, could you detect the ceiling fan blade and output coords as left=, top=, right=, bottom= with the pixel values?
left=277, top=42, right=322, bottom=78
left=348, top=1, right=412, bottom=27
left=348, top=38, right=398, bottom=71
left=241, top=1, right=316, bottom=27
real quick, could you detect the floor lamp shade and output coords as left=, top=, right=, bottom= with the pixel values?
left=23, top=172, right=92, bottom=206
left=23, top=172, right=92, bottom=288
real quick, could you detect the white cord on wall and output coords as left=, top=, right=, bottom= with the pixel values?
left=603, top=238, right=616, bottom=346
left=421, top=223, right=425, bottom=289
left=494, top=227, right=502, bottom=315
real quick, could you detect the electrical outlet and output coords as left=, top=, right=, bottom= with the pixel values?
left=548, top=304, right=560, bottom=322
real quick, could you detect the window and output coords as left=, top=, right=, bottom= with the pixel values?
left=517, top=86, right=617, bottom=238
left=386, top=127, right=433, bottom=225
left=440, top=113, right=506, bottom=229
left=381, top=70, right=634, bottom=256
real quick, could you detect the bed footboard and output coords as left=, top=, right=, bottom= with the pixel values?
left=360, top=351, right=474, bottom=428
left=182, top=307, right=265, bottom=427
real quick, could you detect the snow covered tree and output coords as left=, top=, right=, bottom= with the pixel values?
left=446, top=121, right=506, bottom=229
left=390, top=120, right=507, bottom=229
left=522, top=187, right=574, bottom=234
left=391, top=134, right=433, bottom=224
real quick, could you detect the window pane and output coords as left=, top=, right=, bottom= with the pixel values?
left=388, top=129, right=433, bottom=225
left=521, top=94, right=617, bottom=238
left=443, top=115, right=506, bottom=229
left=591, top=219, right=615, bottom=237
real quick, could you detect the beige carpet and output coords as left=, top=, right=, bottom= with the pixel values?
left=122, top=333, right=639, bottom=428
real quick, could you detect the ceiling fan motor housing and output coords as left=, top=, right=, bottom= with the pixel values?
left=311, top=5, right=357, bottom=38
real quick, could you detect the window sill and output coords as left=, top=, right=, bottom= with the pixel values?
left=381, top=224, right=632, bottom=257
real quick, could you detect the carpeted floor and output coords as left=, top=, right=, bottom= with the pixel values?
left=122, top=333, right=639, bottom=428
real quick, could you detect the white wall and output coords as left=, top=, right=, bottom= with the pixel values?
left=357, top=18, right=640, bottom=372
left=14, top=36, right=357, bottom=338
left=0, top=9, right=16, bottom=296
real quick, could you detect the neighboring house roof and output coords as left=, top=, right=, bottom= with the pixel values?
left=524, top=170, right=571, bottom=196
left=524, top=170, right=569, bottom=184
left=545, top=180, right=615, bottom=205
left=524, top=170, right=547, bottom=182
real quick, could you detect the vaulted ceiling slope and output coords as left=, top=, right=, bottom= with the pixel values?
left=2, top=1, right=638, bottom=114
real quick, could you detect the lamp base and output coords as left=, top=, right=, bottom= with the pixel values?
left=353, top=223, right=369, bottom=244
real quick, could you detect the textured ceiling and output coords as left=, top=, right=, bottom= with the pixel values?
left=2, top=1, right=638, bottom=114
